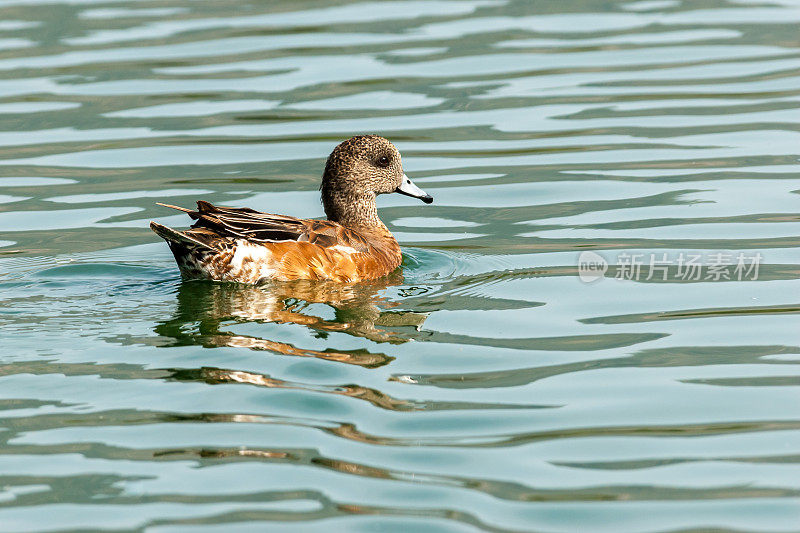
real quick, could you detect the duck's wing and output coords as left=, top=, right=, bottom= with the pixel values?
left=156, top=201, right=400, bottom=282
left=158, top=200, right=370, bottom=251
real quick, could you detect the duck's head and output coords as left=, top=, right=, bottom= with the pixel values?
left=321, top=135, right=432, bottom=226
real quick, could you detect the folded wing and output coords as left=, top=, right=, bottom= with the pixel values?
left=158, top=200, right=368, bottom=251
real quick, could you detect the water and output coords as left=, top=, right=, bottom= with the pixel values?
left=1, top=0, right=799, bottom=531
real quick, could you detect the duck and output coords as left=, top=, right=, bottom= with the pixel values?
left=150, top=135, right=433, bottom=284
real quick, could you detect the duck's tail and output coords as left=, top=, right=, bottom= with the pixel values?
left=150, top=221, right=217, bottom=251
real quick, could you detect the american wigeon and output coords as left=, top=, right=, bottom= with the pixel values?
left=150, top=135, right=433, bottom=283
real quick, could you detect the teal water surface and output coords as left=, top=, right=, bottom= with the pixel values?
left=1, top=0, right=800, bottom=531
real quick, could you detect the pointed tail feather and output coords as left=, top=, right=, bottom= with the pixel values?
left=155, top=202, right=193, bottom=212
left=150, top=221, right=216, bottom=251
left=155, top=202, right=201, bottom=219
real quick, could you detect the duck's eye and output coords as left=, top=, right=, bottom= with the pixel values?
left=376, top=156, right=390, bottom=168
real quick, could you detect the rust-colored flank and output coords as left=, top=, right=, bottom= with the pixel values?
left=150, top=135, right=433, bottom=284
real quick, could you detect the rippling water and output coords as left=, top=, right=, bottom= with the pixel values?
left=1, top=0, right=799, bottom=531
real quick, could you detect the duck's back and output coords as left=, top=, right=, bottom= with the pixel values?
left=150, top=201, right=401, bottom=283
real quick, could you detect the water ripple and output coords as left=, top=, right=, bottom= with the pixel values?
left=1, top=0, right=799, bottom=531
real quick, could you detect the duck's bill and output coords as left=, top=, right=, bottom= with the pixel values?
left=396, top=174, right=433, bottom=204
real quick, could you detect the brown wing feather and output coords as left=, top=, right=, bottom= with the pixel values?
left=184, top=201, right=372, bottom=254
left=189, top=201, right=307, bottom=242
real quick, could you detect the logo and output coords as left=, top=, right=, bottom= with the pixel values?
left=578, top=251, right=608, bottom=283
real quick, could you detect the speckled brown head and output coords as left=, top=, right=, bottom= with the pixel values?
left=321, top=135, right=432, bottom=228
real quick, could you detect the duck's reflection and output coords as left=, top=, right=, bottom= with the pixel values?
left=154, top=272, right=428, bottom=367
left=169, top=366, right=423, bottom=411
